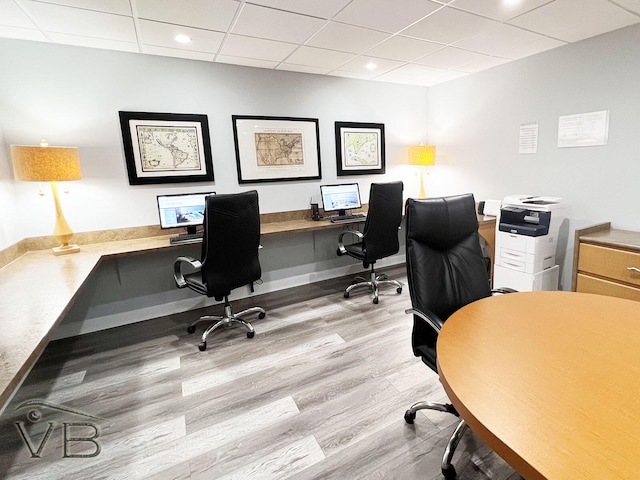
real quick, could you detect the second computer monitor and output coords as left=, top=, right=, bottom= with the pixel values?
left=320, top=183, right=362, bottom=216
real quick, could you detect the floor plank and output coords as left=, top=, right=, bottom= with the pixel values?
left=0, top=265, right=521, bottom=479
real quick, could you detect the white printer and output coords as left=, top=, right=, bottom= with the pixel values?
left=494, top=195, right=566, bottom=291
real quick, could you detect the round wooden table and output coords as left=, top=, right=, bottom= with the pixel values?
left=437, top=291, right=640, bottom=480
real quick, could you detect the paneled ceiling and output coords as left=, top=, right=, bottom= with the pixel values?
left=1, top=0, right=639, bottom=86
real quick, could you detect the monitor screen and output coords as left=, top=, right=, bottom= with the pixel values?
left=157, top=192, right=215, bottom=232
left=320, top=183, right=362, bottom=214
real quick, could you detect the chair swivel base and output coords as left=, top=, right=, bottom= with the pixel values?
left=344, top=269, right=402, bottom=304
left=404, top=401, right=468, bottom=479
left=187, top=300, right=265, bottom=351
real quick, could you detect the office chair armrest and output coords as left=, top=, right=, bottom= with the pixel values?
left=173, top=256, right=202, bottom=288
left=491, top=287, right=518, bottom=295
left=337, top=230, right=364, bottom=255
left=405, top=308, right=443, bottom=333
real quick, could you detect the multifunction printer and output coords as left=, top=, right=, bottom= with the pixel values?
left=494, top=195, right=566, bottom=291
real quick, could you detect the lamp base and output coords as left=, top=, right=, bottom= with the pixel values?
left=52, top=244, right=80, bottom=256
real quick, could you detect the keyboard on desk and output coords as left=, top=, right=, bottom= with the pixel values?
left=169, top=231, right=204, bottom=245
left=330, top=214, right=366, bottom=224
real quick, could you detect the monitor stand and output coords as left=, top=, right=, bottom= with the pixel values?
left=185, top=226, right=198, bottom=235
left=337, top=209, right=346, bottom=217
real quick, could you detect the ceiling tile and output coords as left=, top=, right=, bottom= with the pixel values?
left=0, top=25, right=46, bottom=41
left=454, top=23, right=549, bottom=57
left=499, top=36, right=566, bottom=60
left=20, top=0, right=137, bottom=42
left=306, top=21, right=390, bottom=54
left=508, top=0, right=640, bottom=42
left=364, top=35, right=443, bottom=61
left=373, top=63, right=447, bottom=86
left=414, top=46, right=489, bottom=69
left=216, top=55, right=279, bottom=69
left=334, top=0, right=441, bottom=33
left=245, top=0, right=351, bottom=19
left=613, top=0, right=640, bottom=15
left=329, top=69, right=377, bottom=80
left=284, top=46, right=355, bottom=69
left=138, top=19, right=225, bottom=53
left=48, top=32, right=139, bottom=52
left=276, top=63, right=331, bottom=75
left=402, top=5, right=499, bottom=45
left=219, top=34, right=297, bottom=62
left=232, top=3, right=326, bottom=44
left=34, top=0, right=132, bottom=15
left=135, top=0, right=239, bottom=32
left=338, top=55, right=404, bottom=75
left=457, top=55, right=510, bottom=73
left=0, top=0, right=37, bottom=28
left=451, top=0, right=552, bottom=21
left=144, top=45, right=215, bottom=61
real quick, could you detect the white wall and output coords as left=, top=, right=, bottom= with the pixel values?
left=0, top=38, right=429, bottom=249
left=425, top=23, right=640, bottom=290
left=0, top=127, right=19, bottom=247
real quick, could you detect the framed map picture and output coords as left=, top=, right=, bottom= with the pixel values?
left=232, top=115, right=321, bottom=184
left=335, top=121, right=385, bottom=176
left=119, top=111, right=214, bottom=185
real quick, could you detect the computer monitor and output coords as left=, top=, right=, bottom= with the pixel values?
left=320, top=183, right=362, bottom=217
left=157, top=191, right=215, bottom=234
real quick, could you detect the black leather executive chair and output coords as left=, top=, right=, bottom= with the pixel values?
left=403, top=193, right=514, bottom=479
left=173, top=190, right=266, bottom=351
left=337, top=181, right=404, bottom=304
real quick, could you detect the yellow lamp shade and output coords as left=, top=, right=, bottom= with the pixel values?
left=11, top=144, right=81, bottom=182
left=408, top=145, right=436, bottom=166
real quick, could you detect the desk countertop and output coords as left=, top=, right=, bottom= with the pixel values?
left=0, top=213, right=496, bottom=412
left=438, top=291, right=640, bottom=480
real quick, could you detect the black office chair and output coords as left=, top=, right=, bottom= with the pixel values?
left=337, top=181, right=404, bottom=304
left=173, top=190, right=266, bottom=351
left=403, top=193, right=514, bottom=479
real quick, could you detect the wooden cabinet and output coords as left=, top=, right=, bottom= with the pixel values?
left=572, top=223, right=640, bottom=301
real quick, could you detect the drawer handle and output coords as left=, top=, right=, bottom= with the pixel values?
left=627, top=267, right=640, bottom=274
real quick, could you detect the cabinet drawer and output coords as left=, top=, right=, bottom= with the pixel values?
left=578, top=244, right=640, bottom=287
left=576, top=273, right=640, bottom=302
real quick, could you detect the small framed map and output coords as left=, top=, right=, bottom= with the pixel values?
left=232, top=115, right=321, bottom=184
left=119, top=111, right=214, bottom=185
left=335, top=122, right=385, bottom=176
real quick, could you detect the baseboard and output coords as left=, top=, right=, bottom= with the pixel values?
left=52, top=255, right=405, bottom=340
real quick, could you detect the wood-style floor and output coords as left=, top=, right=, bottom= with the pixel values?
left=0, top=265, right=521, bottom=480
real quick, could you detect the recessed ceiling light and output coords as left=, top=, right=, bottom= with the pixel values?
left=175, top=34, right=191, bottom=44
left=366, top=63, right=377, bottom=71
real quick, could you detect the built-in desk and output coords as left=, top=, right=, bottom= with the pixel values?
left=0, top=212, right=495, bottom=413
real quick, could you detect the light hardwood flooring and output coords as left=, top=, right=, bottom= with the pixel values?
left=0, top=265, right=521, bottom=480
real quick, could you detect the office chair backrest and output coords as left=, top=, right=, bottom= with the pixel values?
left=405, top=194, right=491, bottom=369
left=201, top=190, right=261, bottom=299
left=362, top=181, right=404, bottom=262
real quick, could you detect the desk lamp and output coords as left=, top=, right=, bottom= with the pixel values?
left=11, top=140, right=82, bottom=256
left=408, top=145, right=435, bottom=199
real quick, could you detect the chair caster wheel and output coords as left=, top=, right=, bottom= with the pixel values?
left=198, top=342, right=207, bottom=351
left=247, top=331, right=255, bottom=338
left=344, top=292, right=350, bottom=298
left=373, top=297, right=379, bottom=304
left=258, top=312, right=266, bottom=319
left=442, top=464, right=457, bottom=479
left=404, top=410, right=416, bottom=424
left=396, top=287, right=402, bottom=294
left=187, top=325, right=196, bottom=334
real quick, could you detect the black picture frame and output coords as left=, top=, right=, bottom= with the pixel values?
left=335, top=121, right=385, bottom=176
left=232, top=115, right=321, bottom=184
left=119, top=111, right=214, bottom=185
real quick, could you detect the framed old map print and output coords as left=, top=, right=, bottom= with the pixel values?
left=119, top=111, right=214, bottom=185
left=232, top=115, right=321, bottom=184
left=335, top=121, right=385, bottom=176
